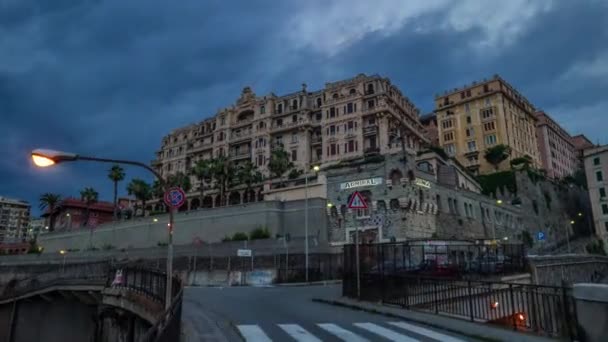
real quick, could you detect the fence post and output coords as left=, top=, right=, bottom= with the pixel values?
left=509, top=284, right=517, bottom=331
left=434, top=282, right=439, bottom=314
left=468, top=280, right=474, bottom=321
left=562, top=286, right=575, bottom=340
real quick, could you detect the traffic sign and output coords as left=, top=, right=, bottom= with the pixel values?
left=237, top=249, right=252, bottom=257
left=537, top=232, right=545, bottom=241
left=348, top=191, right=368, bottom=209
left=164, top=187, right=186, bottom=208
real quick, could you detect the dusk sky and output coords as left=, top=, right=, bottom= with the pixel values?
left=1, top=0, right=607, bottom=216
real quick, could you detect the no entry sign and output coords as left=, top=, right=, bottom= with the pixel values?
left=164, top=187, right=186, bottom=209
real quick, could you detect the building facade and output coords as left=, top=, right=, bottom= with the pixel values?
left=152, top=74, right=429, bottom=205
left=0, top=196, right=30, bottom=243
left=419, top=113, right=439, bottom=146
left=535, top=111, right=577, bottom=179
left=571, top=134, right=595, bottom=170
left=434, top=75, right=540, bottom=175
left=43, top=198, right=115, bottom=231
left=583, top=145, right=608, bottom=250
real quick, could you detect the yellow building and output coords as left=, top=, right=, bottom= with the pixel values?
left=434, top=75, right=540, bottom=175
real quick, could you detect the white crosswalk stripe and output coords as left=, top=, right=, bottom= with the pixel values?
left=388, top=321, right=466, bottom=342
left=237, top=325, right=272, bottom=342
left=354, top=323, right=420, bottom=342
left=277, top=324, right=322, bottom=342
left=317, top=323, right=370, bottom=341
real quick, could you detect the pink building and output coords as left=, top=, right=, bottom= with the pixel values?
left=535, top=111, right=577, bottom=179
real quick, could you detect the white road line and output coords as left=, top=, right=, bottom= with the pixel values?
left=388, top=322, right=466, bottom=342
left=278, top=324, right=322, bottom=342
left=317, top=323, right=370, bottom=342
left=354, top=323, right=420, bottom=342
left=237, top=325, right=272, bottom=342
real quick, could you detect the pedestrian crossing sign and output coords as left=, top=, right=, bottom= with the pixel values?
left=348, top=191, right=368, bottom=209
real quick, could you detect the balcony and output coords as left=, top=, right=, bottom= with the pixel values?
left=270, top=143, right=285, bottom=151
left=363, top=125, right=377, bottom=136
left=188, top=141, right=213, bottom=154
left=230, top=129, right=253, bottom=142
left=229, top=150, right=251, bottom=161
left=311, top=136, right=322, bottom=145
left=231, top=117, right=254, bottom=128
left=364, top=147, right=380, bottom=155
left=271, top=119, right=310, bottom=132
left=325, top=92, right=359, bottom=105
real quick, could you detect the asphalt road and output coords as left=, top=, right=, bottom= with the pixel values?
left=183, top=285, right=478, bottom=342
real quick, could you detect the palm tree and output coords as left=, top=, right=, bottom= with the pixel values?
left=39, top=193, right=61, bottom=232
left=127, top=179, right=153, bottom=217
left=167, top=171, right=192, bottom=193
left=192, top=159, right=214, bottom=205
left=484, top=144, right=512, bottom=171
left=236, top=161, right=263, bottom=202
left=152, top=179, right=165, bottom=211
left=80, top=187, right=99, bottom=227
left=268, top=148, right=294, bottom=187
left=108, top=165, right=125, bottom=219
left=209, top=157, right=236, bottom=206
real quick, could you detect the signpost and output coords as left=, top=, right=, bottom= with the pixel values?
left=537, top=232, right=545, bottom=241
left=238, top=249, right=254, bottom=271
left=162, top=186, right=185, bottom=308
left=348, top=191, right=368, bottom=299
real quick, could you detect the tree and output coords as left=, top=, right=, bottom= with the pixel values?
left=510, top=155, right=533, bottom=170
left=39, top=193, right=61, bottom=232
left=80, top=187, right=99, bottom=227
left=127, top=179, right=153, bottom=217
left=167, top=171, right=192, bottom=193
left=484, top=144, right=512, bottom=171
left=108, top=165, right=125, bottom=219
left=268, top=148, right=294, bottom=186
left=209, top=156, right=236, bottom=206
left=192, top=159, right=214, bottom=205
left=236, top=161, right=263, bottom=202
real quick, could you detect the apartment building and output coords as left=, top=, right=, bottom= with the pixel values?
left=0, top=196, right=30, bottom=242
left=434, top=75, right=540, bottom=175
left=571, top=134, right=595, bottom=169
left=535, top=111, right=577, bottom=179
left=583, top=145, right=608, bottom=250
left=419, top=113, right=439, bottom=146
left=152, top=74, right=428, bottom=199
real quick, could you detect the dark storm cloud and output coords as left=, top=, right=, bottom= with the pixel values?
left=1, top=0, right=607, bottom=214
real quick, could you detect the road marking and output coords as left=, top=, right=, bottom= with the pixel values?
left=354, top=323, right=420, bottom=342
left=317, top=323, right=369, bottom=342
left=278, top=324, right=322, bottom=342
left=236, top=325, right=272, bottom=342
left=388, top=322, right=466, bottom=342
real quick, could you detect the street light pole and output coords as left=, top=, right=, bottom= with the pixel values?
left=31, top=149, right=175, bottom=310
left=304, top=165, right=320, bottom=284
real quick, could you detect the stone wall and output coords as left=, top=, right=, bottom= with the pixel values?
left=529, top=254, right=608, bottom=286
left=37, top=199, right=328, bottom=253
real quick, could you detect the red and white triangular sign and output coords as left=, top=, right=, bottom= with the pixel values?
left=348, top=191, right=368, bottom=209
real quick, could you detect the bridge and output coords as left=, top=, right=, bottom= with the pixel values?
left=0, top=261, right=182, bottom=342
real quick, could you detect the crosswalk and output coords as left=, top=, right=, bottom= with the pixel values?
left=237, top=321, right=468, bottom=342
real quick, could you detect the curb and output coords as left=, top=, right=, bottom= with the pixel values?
left=312, top=298, right=552, bottom=342
left=275, top=280, right=342, bottom=287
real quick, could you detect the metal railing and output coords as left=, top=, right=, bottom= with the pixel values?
left=344, top=272, right=577, bottom=339
left=140, top=287, right=183, bottom=342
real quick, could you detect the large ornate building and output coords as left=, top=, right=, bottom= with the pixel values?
left=152, top=74, right=429, bottom=208
left=433, top=75, right=541, bottom=175
left=0, top=196, right=30, bottom=243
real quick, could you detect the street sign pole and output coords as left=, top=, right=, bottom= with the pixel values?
left=348, top=191, right=368, bottom=300
left=163, top=187, right=186, bottom=309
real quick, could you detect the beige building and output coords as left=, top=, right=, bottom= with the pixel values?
left=571, top=134, right=595, bottom=169
left=0, top=196, right=30, bottom=242
left=434, top=75, right=540, bottom=175
left=535, top=111, right=577, bottom=179
left=583, top=145, right=608, bottom=250
left=152, top=74, right=428, bottom=209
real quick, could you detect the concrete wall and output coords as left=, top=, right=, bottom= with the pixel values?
left=37, top=199, right=328, bottom=253
left=573, top=283, right=608, bottom=342
left=529, top=254, right=608, bottom=286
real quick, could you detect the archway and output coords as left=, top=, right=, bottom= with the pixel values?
left=229, top=192, right=241, bottom=205
left=203, top=196, right=213, bottom=208
left=389, top=169, right=403, bottom=186
left=215, top=196, right=223, bottom=207
left=190, top=198, right=200, bottom=210
left=257, top=191, right=264, bottom=202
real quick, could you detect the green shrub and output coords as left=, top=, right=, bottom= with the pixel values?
left=157, top=241, right=168, bottom=247
left=477, top=171, right=517, bottom=197
left=288, top=169, right=303, bottom=180
left=250, top=227, right=271, bottom=240
left=231, top=232, right=249, bottom=241
left=586, top=240, right=606, bottom=255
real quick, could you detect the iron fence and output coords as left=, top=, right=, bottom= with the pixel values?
left=344, top=242, right=527, bottom=279
left=140, top=288, right=183, bottom=342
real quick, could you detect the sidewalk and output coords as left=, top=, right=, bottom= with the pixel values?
left=312, top=297, right=557, bottom=342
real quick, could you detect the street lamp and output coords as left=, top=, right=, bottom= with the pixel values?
left=32, top=148, right=176, bottom=309
left=304, top=164, right=320, bottom=283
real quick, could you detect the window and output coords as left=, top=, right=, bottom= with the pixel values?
left=275, top=135, right=283, bottom=145
left=483, top=84, right=489, bottom=92
left=466, top=90, right=471, bottom=97
left=330, top=107, right=336, bottom=118
left=347, top=121, right=354, bottom=132
left=315, top=112, right=322, bottom=121
left=292, top=99, right=298, bottom=109
left=443, top=132, right=454, bottom=142
left=600, top=188, right=606, bottom=198
left=466, top=116, right=472, bottom=124
left=483, top=121, right=496, bottom=131
left=316, top=98, right=322, bottom=107
left=350, top=88, right=356, bottom=95
left=605, top=222, right=608, bottom=232
left=257, top=154, right=264, bottom=166
left=466, top=128, right=474, bottom=137
left=594, top=157, right=601, bottom=166
left=276, top=118, right=283, bottom=127
left=347, top=140, right=355, bottom=152
left=481, top=108, right=494, bottom=119
left=329, top=125, right=336, bottom=135
left=291, top=150, right=297, bottom=161
left=260, top=105, right=265, bottom=114
left=597, top=171, right=604, bottom=182
left=485, top=134, right=497, bottom=146
left=367, top=84, right=374, bottom=94
left=442, top=120, right=454, bottom=129
left=291, top=133, right=298, bottom=143
left=277, top=104, right=283, bottom=114
left=485, top=98, right=491, bottom=105
left=465, top=103, right=470, bottom=113
left=367, top=100, right=375, bottom=109
left=332, top=93, right=338, bottom=99
left=347, top=103, right=353, bottom=113
left=467, top=141, right=477, bottom=152
left=445, top=144, right=456, bottom=156
left=330, top=144, right=337, bottom=156
left=603, top=204, right=608, bottom=215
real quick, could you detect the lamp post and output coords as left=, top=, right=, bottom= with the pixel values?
left=31, top=148, right=175, bottom=309
left=304, top=164, right=320, bottom=283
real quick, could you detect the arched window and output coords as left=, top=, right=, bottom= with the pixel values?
left=277, top=103, right=283, bottom=113
left=333, top=93, right=339, bottom=99
left=316, top=98, right=322, bottom=107
left=292, top=99, right=298, bottom=109
left=390, top=199, right=400, bottom=210
left=367, top=84, right=374, bottom=94
left=349, top=88, right=356, bottom=94
left=389, top=169, right=403, bottom=186
left=377, top=200, right=387, bottom=212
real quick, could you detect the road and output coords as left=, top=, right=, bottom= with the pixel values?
left=183, top=284, right=478, bottom=342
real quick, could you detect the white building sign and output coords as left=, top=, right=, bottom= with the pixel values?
left=414, top=178, right=431, bottom=189
left=340, top=177, right=383, bottom=190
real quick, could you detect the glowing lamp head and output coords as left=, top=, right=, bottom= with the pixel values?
left=491, top=301, right=499, bottom=309
left=517, top=313, right=526, bottom=321
left=570, top=220, right=575, bottom=225
left=32, top=154, right=56, bottom=167
left=153, top=218, right=158, bottom=222
left=31, top=148, right=78, bottom=167
left=327, top=203, right=333, bottom=208
left=59, top=250, right=66, bottom=255
left=496, top=199, right=503, bottom=205
left=313, top=165, right=320, bottom=172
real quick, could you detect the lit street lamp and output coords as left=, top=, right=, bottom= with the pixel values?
left=32, top=148, right=175, bottom=309
left=304, top=164, right=320, bottom=283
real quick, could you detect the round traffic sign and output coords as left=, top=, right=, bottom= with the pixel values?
left=164, top=187, right=186, bottom=208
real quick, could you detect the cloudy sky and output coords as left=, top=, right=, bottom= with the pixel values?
left=1, top=0, right=607, bottom=215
